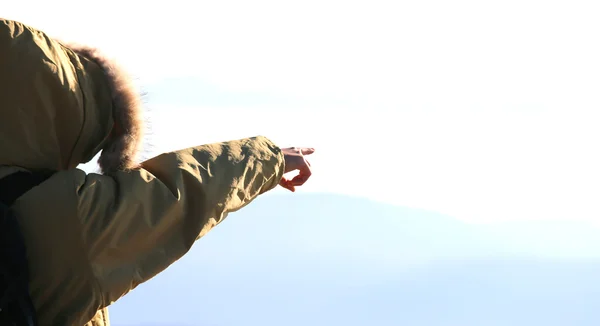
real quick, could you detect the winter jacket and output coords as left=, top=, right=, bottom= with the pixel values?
left=0, top=18, right=285, bottom=326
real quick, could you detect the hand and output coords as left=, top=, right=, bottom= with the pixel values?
left=279, top=147, right=315, bottom=192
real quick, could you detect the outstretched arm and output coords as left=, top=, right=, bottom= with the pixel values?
left=15, top=136, right=314, bottom=325
left=79, top=136, right=285, bottom=302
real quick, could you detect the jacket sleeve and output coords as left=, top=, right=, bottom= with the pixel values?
left=76, top=135, right=284, bottom=304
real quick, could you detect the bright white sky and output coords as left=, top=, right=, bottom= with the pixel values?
left=4, top=0, right=600, bottom=225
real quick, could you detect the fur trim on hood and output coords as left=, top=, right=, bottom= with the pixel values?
left=67, top=44, right=144, bottom=174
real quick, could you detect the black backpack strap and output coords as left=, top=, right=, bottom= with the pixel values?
left=0, top=171, right=54, bottom=326
left=0, top=171, right=55, bottom=206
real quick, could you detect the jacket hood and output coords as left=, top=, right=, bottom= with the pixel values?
left=0, top=18, right=143, bottom=175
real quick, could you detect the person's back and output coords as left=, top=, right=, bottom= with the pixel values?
left=0, top=18, right=313, bottom=326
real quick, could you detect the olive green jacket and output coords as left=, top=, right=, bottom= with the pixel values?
left=1, top=18, right=284, bottom=325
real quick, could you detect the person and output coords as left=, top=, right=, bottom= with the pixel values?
left=0, top=18, right=314, bottom=326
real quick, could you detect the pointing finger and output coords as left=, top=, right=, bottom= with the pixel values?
left=301, top=148, right=315, bottom=155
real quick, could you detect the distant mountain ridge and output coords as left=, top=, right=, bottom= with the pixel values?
left=108, top=193, right=600, bottom=326
left=224, top=192, right=600, bottom=260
